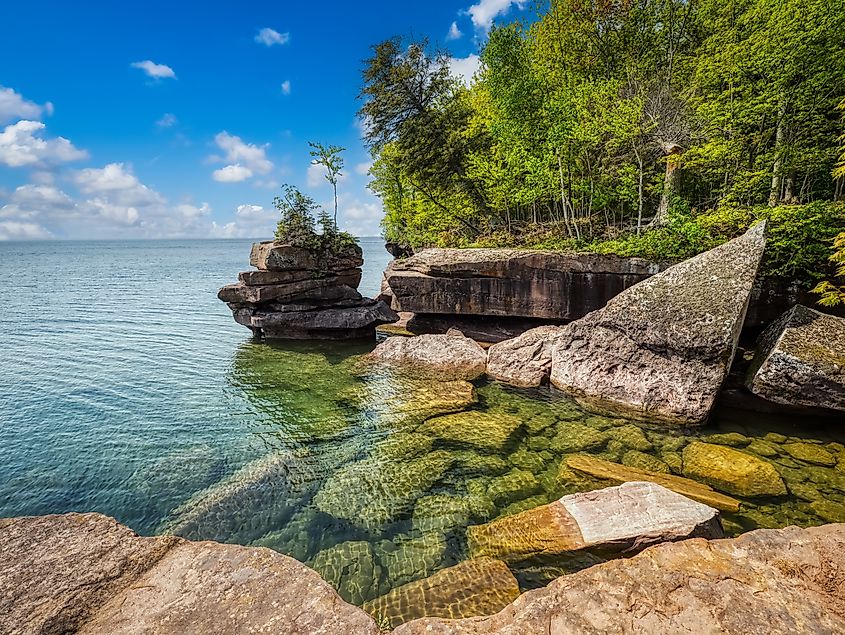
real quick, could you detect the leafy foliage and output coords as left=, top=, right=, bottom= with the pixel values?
left=273, top=184, right=357, bottom=257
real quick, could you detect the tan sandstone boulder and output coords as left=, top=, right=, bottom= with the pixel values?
left=681, top=441, right=787, bottom=497
left=367, top=332, right=488, bottom=380
left=486, top=325, right=567, bottom=387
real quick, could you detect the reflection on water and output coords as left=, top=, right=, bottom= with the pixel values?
left=158, top=338, right=845, bottom=621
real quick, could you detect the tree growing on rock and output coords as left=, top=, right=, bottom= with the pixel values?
left=309, top=142, right=345, bottom=226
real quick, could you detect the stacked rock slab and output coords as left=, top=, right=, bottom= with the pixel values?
left=468, top=481, right=724, bottom=563
left=218, top=241, right=397, bottom=339
left=746, top=304, right=845, bottom=412
left=550, top=222, right=768, bottom=425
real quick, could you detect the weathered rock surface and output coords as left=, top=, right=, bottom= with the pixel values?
left=468, top=481, right=723, bottom=563
left=395, top=523, right=845, bottom=634
left=486, top=325, right=567, bottom=387
left=418, top=411, right=523, bottom=452
left=0, top=513, right=379, bottom=635
left=682, top=441, right=787, bottom=497
left=220, top=239, right=397, bottom=340
left=550, top=222, right=768, bottom=425
left=565, top=454, right=741, bottom=512
left=367, top=332, right=488, bottom=380
left=386, top=248, right=662, bottom=320
left=363, top=557, right=520, bottom=629
left=747, top=304, right=845, bottom=412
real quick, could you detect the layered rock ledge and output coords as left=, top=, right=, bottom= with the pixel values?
left=219, top=241, right=397, bottom=339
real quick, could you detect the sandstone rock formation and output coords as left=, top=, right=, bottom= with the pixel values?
left=394, top=523, right=845, bottom=634
left=486, top=325, right=567, bottom=387
left=468, top=481, right=723, bottom=563
left=0, top=513, right=379, bottom=635
left=367, top=332, right=488, bottom=380
left=550, top=222, right=768, bottom=425
left=219, top=240, right=397, bottom=339
left=682, top=441, right=787, bottom=497
left=747, top=304, right=845, bottom=412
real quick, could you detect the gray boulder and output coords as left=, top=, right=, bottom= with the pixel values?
left=550, top=222, right=767, bottom=426
left=746, top=304, right=845, bottom=412
left=249, top=241, right=363, bottom=272
left=367, top=332, right=488, bottom=380
left=486, top=325, right=567, bottom=387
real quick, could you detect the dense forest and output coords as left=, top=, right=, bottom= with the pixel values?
left=358, top=0, right=845, bottom=293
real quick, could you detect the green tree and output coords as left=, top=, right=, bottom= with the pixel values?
left=273, top=184, right=319, bottom=248
left=308, top=142, right=345, bottom=226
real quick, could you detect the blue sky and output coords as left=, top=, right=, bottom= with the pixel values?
left=0, top=0, right=531, bottom=240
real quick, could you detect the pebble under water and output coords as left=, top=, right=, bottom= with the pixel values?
left=2, top=239, right=844, bottom=623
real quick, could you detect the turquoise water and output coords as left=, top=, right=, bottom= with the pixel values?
left=2, top=238, right=845, bottom=620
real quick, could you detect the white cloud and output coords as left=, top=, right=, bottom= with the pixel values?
left=0, top=221, right=52, bottom=240
left=449, top=54, right=481, bottom=87
left=156, top=113, right=177, bottom=128
left=210, top=203, right=278, bottom=238
left=255, top=28, right=290, bottom=47
left=213, top=164, right=253, bottom=182
left=466, top=0, right=526, bottom=32
left=447, top=21, right=463, bottom=40
left=307, top=162, right=326, bottom=187
left=355, top=160, right=373, bottom=176
left=0, top=120, right=88, bottom=168
left=0, top=86, right=53, bottom=123
left=74, top=163, right=164, bottom=207
left=280, top=80, right=291, bottom=95
left=211, top=131, right=273, bottom=179
left=131, top=60, right=177, bottom=80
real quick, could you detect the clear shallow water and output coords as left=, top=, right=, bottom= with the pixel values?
left=2, top=238, right=844, bottom=621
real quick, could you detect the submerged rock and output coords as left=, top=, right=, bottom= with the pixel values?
left=682, top=441, right=787, bottom=497
left=486, top=325, right=567, bottom=387
left=310, top=541, right=382, bottom=606
left=394, top=524, right=845, bottom=635
left=363, top=557, right=520, bottom=629
left=747, top=304, right=845, bottom=412
left=418, top=411, right=523, bottom=452
left=367, top=333, right=488, bottom=380
left=377, top=532, right=448, bottom=590
left=468, top=481, right=723, bottom=563
left=550, top=222, right=768, bottom=426
left=782, top=442, right=837, bottom=466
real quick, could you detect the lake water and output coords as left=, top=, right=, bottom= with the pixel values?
left=2, top=238, right=844, bottom=623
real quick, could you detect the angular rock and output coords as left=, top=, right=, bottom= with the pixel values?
left=244, top=299, right=398, bottom=339
left=549, top=422, right=609, bottom=454
left=486, top=469, right=542, bottom=506
left=747, top=304, right=845, bottom=412
left=565, top=454, right=741, bottom=512
left=311, top=541, right=382, bottom=606
left=386, top=248, right=662, bottom=320
left=0, top=513, right=378, bottom=635
left=682, top=441, right=787, bottom=497
left=367, top=332, right=488, bottom=380
left=468, top=481, right=724, bottom=563
left=250, top=240, right=363, bottom=271
left=550, top=222, right=768, bottom=426
left=782, top=442, right=837, bottom=466
left=218, top=271, right=362, bottom=304
left=418, top=411, right=523, bottom=453
left=377, top=532, right=448, bottom=590
left=363, top=557, right=520, bottom=629
left=239, top=267, right=354, bottom=286
left=486, top=325, right=568, bottom=387
left=393, top=524, right=845, bottom=635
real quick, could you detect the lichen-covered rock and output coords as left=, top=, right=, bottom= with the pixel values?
left=394, top=524, right=845, bottom=635
left=468, top=481, right=723, bottom=563
left=565, top=454, right=741, bottom=512
left=363, top=557, right=520, bottom=629
left=682, top=441, right=787, bottom=497
left=550, top=222, right=768, bottom=426
left=418, top=411, right=523, bottom=453
left=311, top=541, right=382, bottom=605
left=0, top=513, right=379, bottom=635
left=782, top=442, right=837, bottom=466
left=486, top=326, right=567, bottom=387
left=367, top=333, right=488, bottom=380
left=747, top=304, right=845, bottom=411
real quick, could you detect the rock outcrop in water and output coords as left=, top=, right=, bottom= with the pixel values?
left=219, top=240, right=397, bottom=339
left=746, top=304, right=845, bottom=412
left=549, top=222, right=768, bottom=425
left=367, top=331, right=488, bottom=380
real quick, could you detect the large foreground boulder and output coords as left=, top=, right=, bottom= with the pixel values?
left=747, top=304, right=845, bottom=412
left=550, top=222, right=768, bottom=425
left=468, top=481, right=723, bottom=563
left=367, top=332, right=488, bottom=380
left=395, top=523, right=845, bottom=634
left=0, top=513, right=379, bottom=635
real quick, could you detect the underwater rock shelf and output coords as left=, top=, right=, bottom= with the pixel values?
left=3, top=512, right=845, bottom=634
left=219, top=240, right=397, bottom=340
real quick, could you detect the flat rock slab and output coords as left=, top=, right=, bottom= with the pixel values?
left=468, top=481, right=723, bottom=563
left=550, top=222, right=767, bottom=425
left=367, top=332, right=488, bottom=380
left=682, top=441, right=787, bottom=497
left=747, top=304, right=845, bottom=412
left=218, top=271, right=362, bottom=304
left=394, top=524, right=845, bottom=635
left=417, top=411, right=523, bottom=452
left=486, top=325, right=567, bottom=387
left=250, top=241, right=363, bottom=271
left=565, top=454, right=741, bottom=512
left=0, top=513, right=379, bottom=635
left=363, top=557, right=520, bottom=629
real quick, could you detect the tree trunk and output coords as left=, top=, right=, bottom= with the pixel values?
left=769, top=98, right=787, bottom=207
left=557, top=152, right=575, bottom=239
left=654, top=143, right=682, bottom=227
left=634, top=147, right=644, bottom=236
